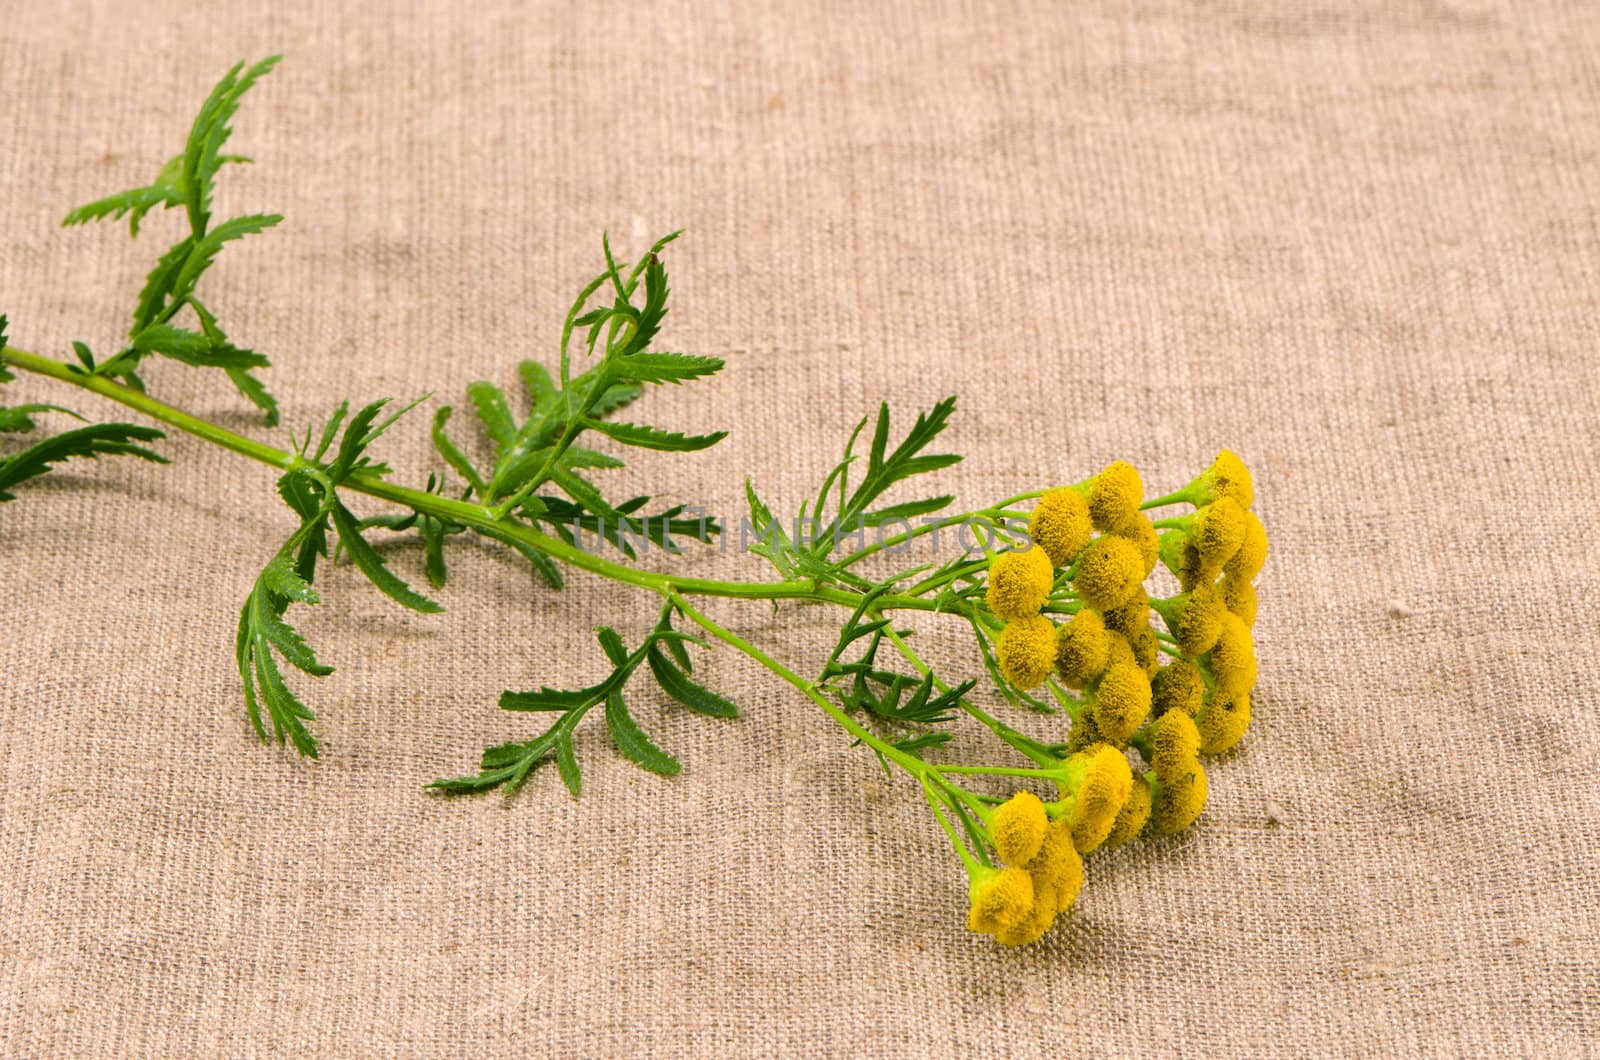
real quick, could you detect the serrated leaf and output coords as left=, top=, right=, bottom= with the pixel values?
left=250, top=590, right=332, bottom=677
left=430, top=406, right=487, bottom=496
left=260, top=553, right=319, bottom=603
left=0, top=423, right=166, bottom=502
left=0, top=404, right=80, bottom=434
left=581, top=418, right=727, bottom=452
left=648, top=647, right=737, bottom=718
left=226, top=366, right=279, bottom=426
left=607, top=352, right=723, bottom=385
left=331, top=501, right=443, bottom=613
left=130, top=323, right=269, bottom=369
left=171, top=213, right=282, bottom=297
left=595, top=626, right=629, bottom=666
left=132, top=236, right=194, bottom=333
left=183, top=57, right=281, bottom=232
left=467, top=380, right=516, bottom=457
left=605, top=689, right=680, bottom=776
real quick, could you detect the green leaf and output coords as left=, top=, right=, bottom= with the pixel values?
left=0, top=404, right=81, bottom=434
left=595, top=626, right=629, bottom=666
left=249, top=586, right=332, bottom=676
left=430, top=406, right=488, bottom=496
left=421, top=514, right=448, bottom=588
left=467, top=380, right=516, bottom=458
left=226, top=367, right=280, bottom=427
left=605, top=689, right=680, bottom=776
left=863, top=495, right=955, bottom=527
left=499, top=685, right=599, bottom=712
left=183, top=56, right=282, bottom=232
left=428, top=726, right=561, bottom=794
left=607, top=352, right=723, bottom=385
left=581, top=419, right=727, bottom=452
left=331, top=501, right=443, bottom=613
left=0, top=423, right=166, bottom=502
left=813, top=397, right=960, bottom=554
left=62, top=153, right=185, bottom=236
left=132, top=236, right=194, bottom=333
left=555, top=731, right=582, bottom=796
left=171, top=213, right=282, bottom=296
left=130, top=323, right=269, bottom=369
left=260, top=553, right=319, bottom=603
left=648, top=647, right=737, bottom=718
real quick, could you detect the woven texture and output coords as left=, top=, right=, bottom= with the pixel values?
left=4, top=1, right=1599, bottom=1055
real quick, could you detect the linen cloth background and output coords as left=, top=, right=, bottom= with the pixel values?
left=3, top=1, right=1598, bottom=1055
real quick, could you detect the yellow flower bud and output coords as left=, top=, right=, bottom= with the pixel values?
left=967, top=865, right=1036, bottom=935
left=1149, top=762, right=1208, bottom=836
left=1062, top=743, right=1133, bottom=853
left=1137, top=709, right=1201, bottom=779
left=986, top=544, right=1054, bottom=620
left=997, top=615, right=1058, bottom=689
left=1152, top=585, right=1225, bottom=656
left=1072, top=535, right=1145, bottom=610
left=1196, top=691, right=1251, bottom=755
left=1198, top=449, right=1254, bottom=510
left=1191, top=496, right=1247, bottom=570
left=1219, top=574, right=1257, bottom=627
left=991, top=790, right=1049, bottom=866
left=1101, top=773, right=1153, bottom=848
left=1112, top=513, right=1160, bottom=578
left=1055, top=609, right=1110, bottom=688
left=1151, top=659, right=1205, bottom=717
left=1091, top=662, right=1151, bottom=744
left=1028, top=488, right=1092, bottom=568
left=1224, top=510, right=1268, bottom=583
left=1204, top=611, right=1257, bottom=700
left=1027, top=819, right=1084, bottom=917
left=1088, top=460, right=1143, bottom=531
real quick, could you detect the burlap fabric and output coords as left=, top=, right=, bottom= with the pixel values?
left=3, top=1, right=1597, bottom=1055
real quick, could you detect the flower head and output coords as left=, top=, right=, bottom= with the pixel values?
left=1055, top=609, right=1111, bottom=688
left=1224, top=510, right=1268, bottom=582
left=1112, top=513, right=1160, bottom=578
left=1203, top=611, right=1257, bottom=700
left=1091, top=661, right=1151, bottom=743
left=1138, top=709, right=1201, bottom=778
left=997, top=615, right=1057, bottom=689
left=1028, top=488, right=1092, bottom=567
left=967, top=865, right=1036, bottom=935
left=1088, top=460, right=1144, bottom=531
left=1149, top=762, right=1208, bottom=836
left=1101, top=774, right=1153, bottom=848
left=1196, top=691, right=1251, bottom=755
left=1194, top=449, right=1254, bottom=509
left=1151, top=659, right=1205, bottom=717
left=991, top=790, right=1049, bottom=866
left=1062, top=743, right=1134, bottom=853
left=1219, top=574, right=1257, bottom=627
left=986, top=544, right=1055, bottom=620
left=1153, top=585, right=1225, bottom=656
left=1073, top=535, right=1145, bottom=610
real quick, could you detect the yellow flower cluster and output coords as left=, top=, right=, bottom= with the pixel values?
left=962, top=452, right=1268, bottom=944
left=967, top=791, right=1085, bottom=946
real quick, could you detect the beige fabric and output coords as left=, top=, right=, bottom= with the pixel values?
left=3, top=1, right=1598, bottom=1054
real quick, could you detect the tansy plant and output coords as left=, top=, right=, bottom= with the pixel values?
left=1, top=59, right=1268, bottom=947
